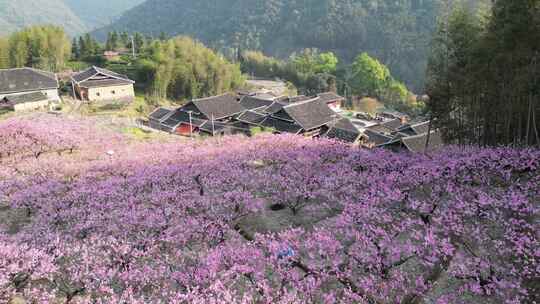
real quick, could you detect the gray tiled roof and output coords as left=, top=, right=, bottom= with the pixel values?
left=72, top=66, right=133, bottom=84
left=239, top=95, right=274, bottom=110
left=161, top=109, right=208, bottom=129
left=322, top=118, right=361, bottom=143
left=237, top=110, right=266, bottom=125
left=381, top=110, right=409, bottom=119
left=317, top=92, right=345, bottom=104
left=199, top=121, right=228, bottom=134
left=402, top=130, right=444, bottom=153
left=2, top=92, right=48, bottom=105
left=411, top=121, right=431, bottom=135
left=0, top=68, right=58, bottom=94
left=381, top=118, right=403, bottom=130
left=279, top=98, right=336, bottom=131
left=264, top=101, right=286, bottom=114
left=188, top=93, right=245, bottom=120
left=396, top=121, right=432, bottom=136
left=324, top=128, right=360, bottom=143
left=276, top=95, right=314, bottom=103
left=261, top=117, right=303, bottom=134
left=149, top=107, right=172, bottom=121
left=364, top=129, right=393, bottom=145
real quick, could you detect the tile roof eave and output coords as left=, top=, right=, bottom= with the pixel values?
left=77, top=80, right=135, bottom=88
left=72, top=66, right=133, bottom=84
left=0, top=86, right=59, bottom=95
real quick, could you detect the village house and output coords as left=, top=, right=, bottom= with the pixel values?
left=362, top=129, right=394, bottom=148
left=0, top=68, right=59, bottom=109
left=358, top=115, right=445, bottom=152
left=146, top=92, right=360, bottom=142
left=395, top=121, right=431, bottom=137
left=71, top=66, right=135, bottom=102
left=378, top=110, right=409, bottom=124
left=103, top=51, right=121, bottom=61
left=148, top=107, right=173, bottom=131
left=321, top=118, right=363, bottom=144
left=317, top=92, right=346, bottom=112
left=236, top=90, right=280, bottom=101
left=239, top=95, right=274, bottom=112
left=261, top=96, right=338, bottom=137
left=151, top=93, right=246, bottom=136
left=377, top=130, right=444, bottom=153
left=0, top=92, right=50, bottom=112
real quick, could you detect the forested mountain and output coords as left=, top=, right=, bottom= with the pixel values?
left=426, top=0, right=540, bottom=146
left=63, top=0, right=145, bottom=30
left=0, top=0, right=87, bottom=36
left=93, top=0, right=483, bottom=91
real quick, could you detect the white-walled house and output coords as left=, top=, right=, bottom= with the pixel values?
left=0, top=67, right=60, bottom=101
left=71, top=66, right=135, bottom=103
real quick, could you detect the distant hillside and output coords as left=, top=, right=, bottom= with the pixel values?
left=63, top=0, right=145, bottom=30
left=94, top=0, right=488, bottom=91
left=0, top=0, right=87, bottom=36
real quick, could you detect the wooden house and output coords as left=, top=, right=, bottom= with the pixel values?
left=321, top=118, right=362, bottom=144
left=148, top=107, right=173, bottom=131
left=378, top=110, right=409, bottom=124
left=151, top=93, right=245, bottom=136
left=378, top=130, right=444, bottom=153
left=261, top=97, right=337, bottom=137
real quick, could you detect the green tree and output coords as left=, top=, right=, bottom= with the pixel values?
left=350, top=52, right=391, bottom=97
left=8, top=32, right=29, bottom=68
left=83, top=33, right=100, bottom=57
left=426, top=0, right=540, bottom=146
left=0, top=37, right=9, bottom=69
left=78, top=36, right=86, bottom=58
left=159, top=32, right=168, bottom=41
left=137, top=36, right=245, bottom=100
left=133, top=32, right=145, bottom=54
left=315, top=52, right=338, bottom=74
left=7, top=25, right=71, bottom=71
left=291, top=49, right=338, bottom=75
left=120, top=32, right=130, bottom=47
left=106, top=31, right=120, bottom=51
left=71, top=38, right=80, bottom=60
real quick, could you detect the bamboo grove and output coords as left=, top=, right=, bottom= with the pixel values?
left=426, top=0, right=540, bottom=147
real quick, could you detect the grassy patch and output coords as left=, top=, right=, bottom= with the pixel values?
left=122, top=126, right=156, bottom=140
left=0, top=108, right=13, bottom=117
left=251, top=126, right=275, bottom=136
left=76, top=96, right=165, bottom=118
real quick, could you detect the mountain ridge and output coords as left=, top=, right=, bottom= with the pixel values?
left=0, top=0, right=87, bottom=36
left=0, top=0, right=144, bottom=36
left=92, top=0, right=446, bottom=90
left=63, top=0, right=145, bottom=30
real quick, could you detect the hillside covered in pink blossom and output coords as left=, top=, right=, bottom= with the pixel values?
left=0, top=114, right=538, bottom=303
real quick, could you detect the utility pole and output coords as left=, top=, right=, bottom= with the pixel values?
left=211, top=114, right=215, bottom=136
left=188, top=111, right=193, bottom=138
left=131, top=35, right=136, bottom=59
left=424, top=114, right=433, bottom=154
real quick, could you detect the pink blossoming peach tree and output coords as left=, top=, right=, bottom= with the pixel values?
left=0, top=114, right=538, bottom=303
